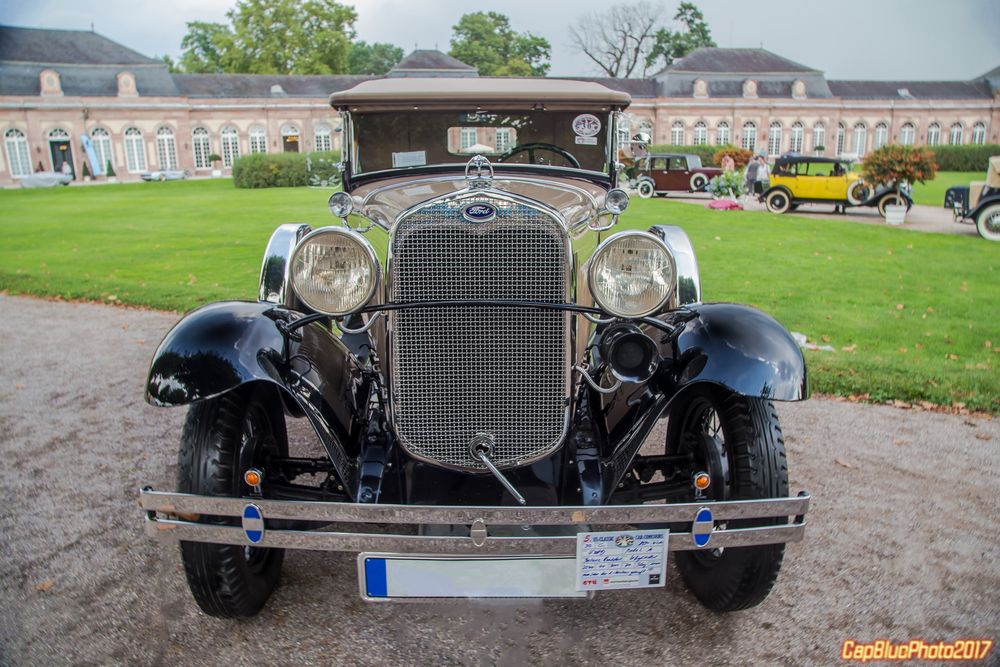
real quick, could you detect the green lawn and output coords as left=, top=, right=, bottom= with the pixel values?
left=2, top=178, right=997, bottom=412
left=910, top=171, right=978, bottom=207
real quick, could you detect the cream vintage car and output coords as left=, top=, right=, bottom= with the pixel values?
left=139, top=78, right=810, bottom=615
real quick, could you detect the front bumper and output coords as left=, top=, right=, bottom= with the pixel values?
left=139, top=488, right=810, bottom=554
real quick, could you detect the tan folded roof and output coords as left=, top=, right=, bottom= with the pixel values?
left=988, top=155, right=1000, bottom=188
left=330, top=77, right=632, bottom=110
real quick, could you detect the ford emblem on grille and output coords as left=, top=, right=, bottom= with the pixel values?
left=462, top=203, right=497, bottom=223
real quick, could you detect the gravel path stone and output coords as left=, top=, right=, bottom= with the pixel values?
left=1, top=295, right=997, bottom=666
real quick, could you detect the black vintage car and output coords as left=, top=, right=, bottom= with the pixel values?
left=944, top=156, right=1000, bottom=241
left=140, top=78, right=810, bottom=615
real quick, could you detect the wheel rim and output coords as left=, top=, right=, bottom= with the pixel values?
left=639, top=182, right=652, bottom=197
left=677, top=397, right=732, bottom=562
left=239, top=403, right=280, bottom=571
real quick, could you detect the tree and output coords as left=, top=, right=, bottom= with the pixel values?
left=569, top=2, right=663, bottom=78
left=347, top=41, right=404, bottom=75
left=449, top=12, right=550, bottom=77
left=178, top=21, right=235, bottom=73
left=648, top=2, right=716, bottom=71
left=159, top=54, right=179, bottom=73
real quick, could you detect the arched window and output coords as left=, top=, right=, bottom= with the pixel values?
left=767, top=122, right=782, bottom=156
left=692, top=121, right=707, bottom=146
left=927, top=123, right=940, bottom=146
left=123, top=127, right=147, bottom=172
left=670, top=121, right=685, bottom=145
left=873, top=122, right=888, bottom=150
left=48, top=128, right=69, bottom=140
left=281, top=123, right=300, bottom=153
left=899, top=123, right=915, bottom=146
left=192, top=127, right=211, bottom=169
left=741, top=121, right=757, bottom=152
left=90, top=128, right=113, bottom=175
left=949, top=122, right=964, bottom=145
left=314, top=122, right=332, bottom=152
left=716, top=121, right=730, bottom=145
left=155, top=126, right=177, bottom=170
left=835, top=123, right=846, bottom=155
left=852, top=122, right=867, bottom=156
left=220, top=126, right=240, bottom=167
left=249, top=125, right=267, bottom=154
left=811, top=123, right=825, bottom=153
left=971, top=122, right=987, bottom=145
left=4, top=128, right=31, bottom=178
left=789, top=122, right=804, bottom=153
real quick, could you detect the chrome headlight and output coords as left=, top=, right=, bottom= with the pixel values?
left=328, top=191, right=354, bottom=218
left=604, top=188, right=630, bottom=214
left=290, top=227, right=378, bottom=316
left=588, top=231, right=675, bottom=317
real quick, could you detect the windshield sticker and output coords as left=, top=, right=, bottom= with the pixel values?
left=572, top=114, right=602, bottom=137
left=575, top=136, right=598, bottom=146
left=392, top=150, right=426, bottom=168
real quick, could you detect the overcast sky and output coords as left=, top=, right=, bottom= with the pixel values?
left=3, top=0, right=999, bottom=80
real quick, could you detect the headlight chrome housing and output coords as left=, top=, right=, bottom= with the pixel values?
left=290, top=227, right=379, bottom=316
left=588, top=231, right=675, bottom=318
left=328, top=191, right=354, bottom=218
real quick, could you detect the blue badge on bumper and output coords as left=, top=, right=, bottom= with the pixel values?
left=692, top=507, right=713, bottom=547
left=242, top=503, right=264, bottom=544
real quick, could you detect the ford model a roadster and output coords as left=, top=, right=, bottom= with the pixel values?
left=141, top=79, right=810, bottom=616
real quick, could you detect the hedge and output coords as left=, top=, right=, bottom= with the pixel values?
left=232, top=151, right=341, bottom=189
left=926, top=144, right=1000, bottom=172
left=647, top=144, right=741, bottom=167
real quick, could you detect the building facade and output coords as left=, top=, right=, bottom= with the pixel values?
left=1, top=26, right=998, bottom=187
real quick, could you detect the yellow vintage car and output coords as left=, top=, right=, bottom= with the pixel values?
left=761, top=155, right=911, bottom=217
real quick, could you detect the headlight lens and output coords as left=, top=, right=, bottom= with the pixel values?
left=605, top=188, right=630, bottom=214
left=290, top=227, right=378, bottom=316
left=589, top=232, right=675, bottom=317
left=328, top=191, right=354, bottom=218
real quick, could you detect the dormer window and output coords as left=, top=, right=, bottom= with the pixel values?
left=117, top=71, right=137, bottom=97
left=742, top=80, right=758, bottom=98
left=39, top=69, right=62, bottom=96
left=792, top=80, right=806, bottom=99
left=693, top=79, right=708, bottom=98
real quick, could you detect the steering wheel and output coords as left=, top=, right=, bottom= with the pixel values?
left=496, top=143, right=581, bottom=169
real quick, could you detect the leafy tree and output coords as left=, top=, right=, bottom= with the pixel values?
left=178, top=21, right=235, bottom=73
left=569, top=2, right=662, bottom=78
left=159, top=54, right=179, bottom=72
left=347, top=41, right=404, bottom=75
left=648, top=2, right=716, bottom=71
left=449, top=12, right=550, bottom=76
left=861, top=145, right=937, bottom=188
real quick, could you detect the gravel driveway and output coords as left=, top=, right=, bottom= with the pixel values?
left=1, top=295, right=997, bottom=666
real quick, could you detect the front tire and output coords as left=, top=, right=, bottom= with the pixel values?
left=177, top=384, right=288, bottom=618
left=975, top=203, right=1000, bottom=241
left=637, top=180, right=655, bottom=199
left=765, top=189, right=791, bottom=214
left=666, top=387, right=789, bottom=612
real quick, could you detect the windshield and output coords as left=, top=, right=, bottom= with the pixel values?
left=348, top=110, right=611, bottom=176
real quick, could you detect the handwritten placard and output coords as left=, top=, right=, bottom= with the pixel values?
left=576, top=529, right=668, bottom=591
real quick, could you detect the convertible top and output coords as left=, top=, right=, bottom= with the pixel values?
left=330, top=78, right=632, bottom=111
left=988, top=155, right=1000, bottom=188
left=773, top=155, right=850, bottom=168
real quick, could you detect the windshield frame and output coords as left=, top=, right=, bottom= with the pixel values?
left=340, top=110, right=619, bottom=191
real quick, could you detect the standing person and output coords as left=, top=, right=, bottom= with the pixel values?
left=755, top=155, right=770, bottom=195
left=743, top=157, right=759, bottom=198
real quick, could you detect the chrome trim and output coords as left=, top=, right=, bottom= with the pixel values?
left=650, top=225, right=701, bottom=306
left=587, top=231, right=676, bottom=318
left=336, top=310, right=381, bottom=335
left=141, top=488, right=810, bottom=555
left=574, top=364, right=622, bottom=395
left=289, top=226, right=381, bottom=317
left=385, top=189, right=574, bottom=471
left=258, top=223, right=312, bottom=306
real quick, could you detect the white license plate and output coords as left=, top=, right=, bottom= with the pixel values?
left=358, top=554, right=587, bottom=600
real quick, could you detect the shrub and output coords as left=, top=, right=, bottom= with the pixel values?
left=232, top=151, right=342, bottom=189
left=861, top=144, right=937, bottom=188
left=707, top=170, right=745, bottom=198
left=926, top=144, right=1000, bottom=172
left=713, top=146, right=753, bottom=169
left=208, top=153, right=222, bottom=165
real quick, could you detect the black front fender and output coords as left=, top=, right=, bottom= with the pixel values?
left=661, top=303, right=808, bottom=401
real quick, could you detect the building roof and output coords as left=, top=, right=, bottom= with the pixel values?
left=391, top=49, right=476, bottom=72
left=330, top=77, right=632, bottom=109
left=564, top=77, right=658, bottom=98
left=827, top=79, right=994, bottom=99
left=173, top=73, right=375, bottom=98
left=663, top=48, right=818, bottom=74
left=0, top=62, right=180, bottom=96
left=0, top=25, right=158, bottom=65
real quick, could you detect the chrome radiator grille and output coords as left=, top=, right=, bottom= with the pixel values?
left=388, top=195, right=570, bottom=470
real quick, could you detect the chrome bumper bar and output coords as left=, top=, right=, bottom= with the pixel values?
left=140, top=488, right=809, bottom=555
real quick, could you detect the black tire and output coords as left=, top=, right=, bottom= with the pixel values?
left=666, top=386, right=789, bottom=612
left=877, top=192, right=906, bottom=218
left=637, top=180, right=655, bottom=199
left=764, top=189, right=791, bottom=214
left=177, top=384, right=288, bottom=618
left=690, top=173, right=708, bottom=191
left=975, top=203, right=1000, bottom=241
